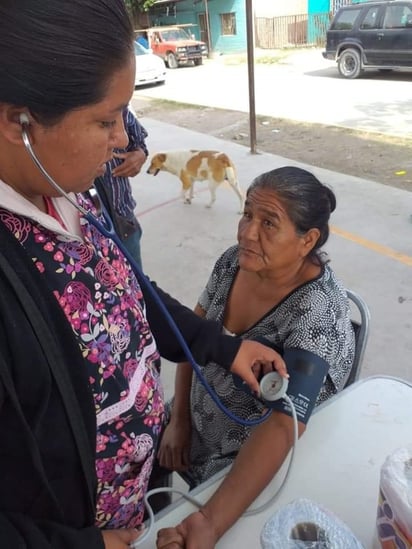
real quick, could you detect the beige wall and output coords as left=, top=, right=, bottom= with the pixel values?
left=254, top=0, right=307, bottom=17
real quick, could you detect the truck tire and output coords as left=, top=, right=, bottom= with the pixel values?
left=166, top=52, right=178, bottom=69
left=338, top=48, right=362, bottom=79
left=194, top=57, right=203, bottom=66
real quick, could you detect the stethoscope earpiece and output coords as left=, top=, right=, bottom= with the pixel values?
left=19, top=112, right=30, bottom=126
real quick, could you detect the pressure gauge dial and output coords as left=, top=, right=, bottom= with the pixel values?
left=260, top=371, right=289, bottom=402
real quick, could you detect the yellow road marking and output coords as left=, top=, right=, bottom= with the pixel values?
left=331, top=225, right=412, bottom=267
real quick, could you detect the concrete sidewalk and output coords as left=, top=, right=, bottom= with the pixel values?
left=131, top=117, right=412, bottom=397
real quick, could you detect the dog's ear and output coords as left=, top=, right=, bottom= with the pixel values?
left=157, top=153, right=166, bottom=163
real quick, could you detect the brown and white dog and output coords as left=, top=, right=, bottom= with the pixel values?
left=146, top=150, right=244, bottom=212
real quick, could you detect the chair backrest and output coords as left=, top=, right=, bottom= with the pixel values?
left=344, top=288, right=371, bottom=388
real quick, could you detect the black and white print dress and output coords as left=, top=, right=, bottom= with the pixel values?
left=183, top=245, right=355, bottom=487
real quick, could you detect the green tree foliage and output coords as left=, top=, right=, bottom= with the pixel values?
left=126, top=0, right=156, bottom=12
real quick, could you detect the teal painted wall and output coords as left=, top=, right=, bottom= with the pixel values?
left=308, top=0, right=329, bottom=12
left=307, top=0, right=330, bottom=45
left=148, top=0, right=247, bottom=54
left=209, top=0, right=247, bottom=54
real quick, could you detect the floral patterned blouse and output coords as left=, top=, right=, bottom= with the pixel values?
left=0, top=193, right=164, bottom=529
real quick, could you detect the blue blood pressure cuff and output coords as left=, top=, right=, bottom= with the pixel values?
left=269, top=347, right=330, bottom=424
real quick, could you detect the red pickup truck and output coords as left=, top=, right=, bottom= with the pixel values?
left=137, top=26, right=208, bottom=69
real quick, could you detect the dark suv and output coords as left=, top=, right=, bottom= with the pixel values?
left=323, top=1, right=412, bottom=78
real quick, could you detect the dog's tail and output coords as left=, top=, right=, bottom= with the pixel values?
left=225, top=166, right=237, bottom=185
left=216, top=153, right=237, bottom=184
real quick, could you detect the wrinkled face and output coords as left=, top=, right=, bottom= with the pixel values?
left=237, top=187, right=312, bottom=274
left=20, top=57, right=135, bottom=198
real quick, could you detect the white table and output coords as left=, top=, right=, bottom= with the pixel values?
left=139, top=376, right=412, bottom=548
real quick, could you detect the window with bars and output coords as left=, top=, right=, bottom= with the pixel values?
left=331, top=0, right=353, bottom=15
left=220, top=12, right=236, bottom=35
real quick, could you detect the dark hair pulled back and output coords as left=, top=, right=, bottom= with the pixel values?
left=0, top=0, right=134, bottom=125
left=247, top=166, right=336, bottom=264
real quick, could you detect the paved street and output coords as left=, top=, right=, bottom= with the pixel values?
left=134, top=48, right=412, bottom=138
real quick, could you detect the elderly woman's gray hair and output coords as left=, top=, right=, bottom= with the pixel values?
left=247, top=166, right=336, bottom=263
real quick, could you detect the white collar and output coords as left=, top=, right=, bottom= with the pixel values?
left=0, top=179, right=83, bottom=240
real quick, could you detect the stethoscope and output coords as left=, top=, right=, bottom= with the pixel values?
left=19, top=113, right=274, bottom=427
left=20, top=114, right=299, bottom=542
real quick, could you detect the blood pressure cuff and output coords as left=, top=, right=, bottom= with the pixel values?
left=268, top=347, right=330, bottom=425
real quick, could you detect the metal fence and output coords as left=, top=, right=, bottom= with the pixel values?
left=255, top=12, right=333, bottom=49
left=331, top=0, right=354, bottom=14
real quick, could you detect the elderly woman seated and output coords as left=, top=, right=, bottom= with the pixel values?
left=155, top=165, right=355, bottom=549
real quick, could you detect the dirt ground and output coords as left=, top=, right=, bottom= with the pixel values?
left=135, top=97, right=412, bottom=192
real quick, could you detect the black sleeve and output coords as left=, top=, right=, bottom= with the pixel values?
left=0, top=514, right=103, bottom=549
left=142, top=280, right=242, bottom=369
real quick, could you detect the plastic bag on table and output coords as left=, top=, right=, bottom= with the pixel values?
left=377, top=445, right=412, bottom=548
left=260, top=498, right=364, bottom=549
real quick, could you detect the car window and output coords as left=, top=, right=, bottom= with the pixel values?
left=332, top=7, right=362, bottom=30
left=383, top=4, right=412, bottom=28
left=134, top=42, right=149, bottom=56
left=360, top=6, right=381, bottom=29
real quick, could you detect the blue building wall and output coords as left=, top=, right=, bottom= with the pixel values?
left=149, top=0, right=247, bottom=54
left=209, top=0, right=247, bottom=54
left=308, top=0, right=329, bottom=11
left=307, top=0, right=330, bottom=44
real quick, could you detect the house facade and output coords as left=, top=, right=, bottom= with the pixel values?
left=147, top=0, right=248, bottom=54
left=145, top=0, right=354, bottom=54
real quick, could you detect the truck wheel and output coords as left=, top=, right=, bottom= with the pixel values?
left=194, top=57, right=203, bottom=66
left=166, top=53, right=178, bottom=69
left=338, top=48, right=362, bottom=79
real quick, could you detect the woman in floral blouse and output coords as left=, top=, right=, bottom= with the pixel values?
left=0, top=2, right=286, bottom=549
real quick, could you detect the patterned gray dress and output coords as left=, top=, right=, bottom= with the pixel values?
left=182, top=245, right=355, bottom=487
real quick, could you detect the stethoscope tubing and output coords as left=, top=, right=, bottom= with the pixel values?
left=87, top=209, right=271, bottom=427
left=21, top=123, right=271, bottom=427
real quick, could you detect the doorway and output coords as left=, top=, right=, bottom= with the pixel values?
left=198, top=12, right=210, bottom=51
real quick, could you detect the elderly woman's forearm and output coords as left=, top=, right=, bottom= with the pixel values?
left=200, top=414, right=305, bottom=540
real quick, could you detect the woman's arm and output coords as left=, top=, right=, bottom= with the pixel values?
left=157, top=360, right=193, bottom=471
left=142, top=282, right=287, bottom=394
left=156, top=412, right=305, bottom=548
left=199, top=412, right=305, bottom=540
left=142, top=281, right=241, bottom=368
left=157, top=305, right=205, bottom=471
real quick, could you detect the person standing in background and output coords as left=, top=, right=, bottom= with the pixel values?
left=94, top=106, right=147, bottom=268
